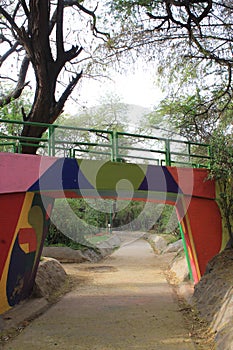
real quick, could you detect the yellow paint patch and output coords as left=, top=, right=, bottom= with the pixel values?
left=28, top=205, right=44, bottom=270
left=19, top=243, right=30, bottom=254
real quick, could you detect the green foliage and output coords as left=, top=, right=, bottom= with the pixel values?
left=113, top=200, right=149, bottom=230
left=109, top=0, right=155, bottom=17
left=152, top=204, right=180, bottom=236
left=109, top=0, right=233, bottom=135
left=209, top=132, right=233, bottom=181
left=146, top=88, right=233, bottom=144
left=0, top=89, right=32, bottom=152
left=50, top=198, right=100, bottom=238
left=86, top=235, right=111, bottom=245
left=47, top=198, right=180, bottom=248
left=208, top=130, right=233, bottom=244
left=142, top=66, right=233, bottom=245
left=65, top=93, right=129, bottom=131
left=0, top=91, right=31, bottom=120
left=53, top=92, right=131, bottom=159
left=45, top=223, right=87, bottom=250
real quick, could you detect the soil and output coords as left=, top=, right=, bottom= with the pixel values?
left=1, top=237, right=215, bottom=350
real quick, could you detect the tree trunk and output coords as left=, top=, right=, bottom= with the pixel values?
left=20, top=84, right=60, bottom=154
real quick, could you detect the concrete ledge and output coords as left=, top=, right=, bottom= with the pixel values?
left=1, top=257, right=69, bottom=339
left=147, top=234, right=168, bottom=253
left=169, top=252, right=190, bottom=282
left=42, top=246, right=92, bottom=263
left=164, top=239, right=183, bottom=253
left=42, top=234, right=122, bottom=263
left=2, top=298, right=49, bottom=332
left=95, top=235, right=121, bottom=257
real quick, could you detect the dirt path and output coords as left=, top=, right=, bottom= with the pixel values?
left=3, top=238, right=208, bottom=350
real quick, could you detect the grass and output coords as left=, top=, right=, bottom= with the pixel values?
left=161, top=233, right=181, bottom=244
left=85, top=234, right=111, bottom=245
left=44, top=242, right=88, bottom=250
left=149, top=230, right=181, bottom=244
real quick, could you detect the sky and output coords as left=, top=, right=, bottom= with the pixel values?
left=67, top=67, right=164, bottom=113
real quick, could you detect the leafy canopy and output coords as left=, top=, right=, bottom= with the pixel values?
left=108, top=1, right=233, bottom=121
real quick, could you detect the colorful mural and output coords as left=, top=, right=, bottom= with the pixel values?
left=0, top=153, right=227, bottom=314
left=0, top=191, right=54, bottom=314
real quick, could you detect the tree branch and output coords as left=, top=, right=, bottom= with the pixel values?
left=0, top=56, right=30, bottom=107
left=0, top=5, right=25, bottom=41
left=53, top=71, right=83, bottom=119
left=64, top=0, right=110, bottom=39
left=56, top=0, right=65, bottom=59
left=19, top=0, right=30, bottom=18
left=0, top=42, right=20, bottom=67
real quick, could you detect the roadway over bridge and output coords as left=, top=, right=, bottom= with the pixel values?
left=0, top=119, right=228, bottom=314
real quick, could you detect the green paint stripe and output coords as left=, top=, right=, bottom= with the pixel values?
left=178, top=222, right=193, bottom=281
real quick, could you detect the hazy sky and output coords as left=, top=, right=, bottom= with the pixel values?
left=69, top=67, right=164, bottom=112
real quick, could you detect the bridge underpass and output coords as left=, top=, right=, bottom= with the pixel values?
left=0, top=152, right=227, bottom=315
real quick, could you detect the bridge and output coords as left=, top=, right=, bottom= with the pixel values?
left=0, top=119, right=228, bottom=314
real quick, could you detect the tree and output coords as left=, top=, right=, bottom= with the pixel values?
left=208, top=131, right=233, bottom=247
left=144, top=94, right=233, bottom=245
left=0, top=1, right=109, bottom=154
left=67, top=93, right=129, bottom=131
left=109, top=1, right=233, bottom=126
left=109, top=1, right=233, bottom=144
left=50, top=92, right=131, bottom=159
left=0, top=88, right=32, bottom=152
left=146, top=90, right=233, bottom=143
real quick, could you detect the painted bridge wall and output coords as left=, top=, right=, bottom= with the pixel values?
left=0, top=153, right=227, bottom=314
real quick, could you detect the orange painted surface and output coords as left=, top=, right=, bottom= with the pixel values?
left=18, top=228, right=37, bottom=253
left=0, top=193, right=26, bottom=279
left=184, top=196, right=222, bottom=276
left=168, top=167, right=216, bottom=199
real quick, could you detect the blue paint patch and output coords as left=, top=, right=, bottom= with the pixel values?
left=6, top=235, right=36, bottom=306
left=138, top=166, right=182, bottom=194
left=28, top=158, right=94, bottom=192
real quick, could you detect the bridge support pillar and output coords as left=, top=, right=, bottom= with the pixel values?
left=0, top=192, right=54, bottom=314
left=176, top=195, right=224, bottom=284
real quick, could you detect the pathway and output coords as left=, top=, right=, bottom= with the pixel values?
left=3, top=238, right=196, bottom=350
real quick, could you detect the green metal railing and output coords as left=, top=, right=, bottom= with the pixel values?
left=0, top=118, right=211, bottom=168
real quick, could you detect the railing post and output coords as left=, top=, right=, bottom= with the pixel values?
left=14, top=141, right=18, bottom=153
left=114, top=131, right=119, bottom=162
left=48, top=125, right=55, bottom=156
left=165, top=139, right=171, bottom=166
left=110, top=131, right=118, bottom=162
left=110, top=132, right=114, bottom=161
left=68, top=148, right=72, bottom=158
left=188, top=142, right=191, bottom=164
left=17, top=141, right=22, bottom=154
left=207, top=145, right=212, bottom=168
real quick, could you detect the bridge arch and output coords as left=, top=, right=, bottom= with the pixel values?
left=0, top=153, right=227, bottom=314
